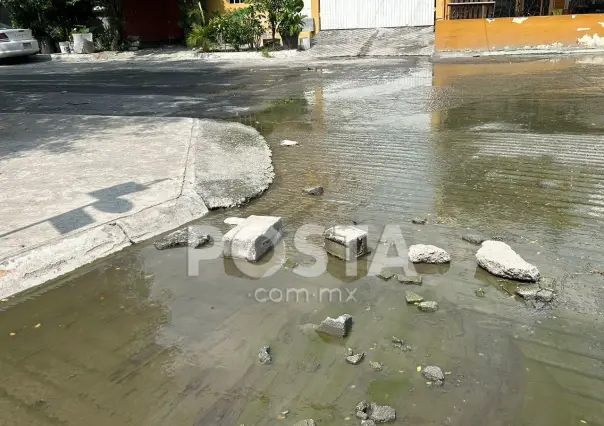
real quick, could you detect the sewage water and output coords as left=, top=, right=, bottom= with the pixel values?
left=2, top=57, right=604, bottom=426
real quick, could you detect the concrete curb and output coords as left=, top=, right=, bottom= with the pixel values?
left=432, top=47, right=604, bottom=61
left=0, top=119, right=272, bottom=300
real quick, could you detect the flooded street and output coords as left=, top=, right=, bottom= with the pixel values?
left=2, top=56, right=604, bottom=426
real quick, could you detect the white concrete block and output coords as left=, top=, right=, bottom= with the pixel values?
left=323, top=225, right=368, bottom=261
left=222, top=215, right=283, bottom=262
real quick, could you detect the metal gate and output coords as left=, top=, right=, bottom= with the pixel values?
left=320, top=0, right=434, bottom=30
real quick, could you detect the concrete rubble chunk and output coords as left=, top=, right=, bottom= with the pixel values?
left=422, top=365, right=445, bottom=381
left=475, top=288, right=486, bottom=297
left=462, top=234, right=486, bottom=244
left=417, top=301, right=439, bottom=312
left=476, top=241, right=540, bottom=282
left=224, top=217, right=245, bottom=226
left=369, top=403, right=396, bottom=423
left=539, top=277, right=557, bottom=291
left=357, top=411, right=369, bottom=420
left=315, top=314, right=353, bottom=338
left=258, top=345, right=272, bottom=364
left=515, top=285, right=539, bottom=299
left=323, top=225, right=368, bottom=261
left=222, top=215, right=283, bottom=262
left=291, top=420, right=315, bottom=426
left=405, top=291, right=424, bottom=304
left=397, top=274, right=423, bottom=285
left=412, top=217, right=427, bottom=225
left=346, top=347, right=354, bottom=356
left=281, top=139, right=298, bottom=146
left=377, top=268, right=395, bottom=280
left=536, top=289, right=554, bottom=302
left=369, top=361, right=383, bottom=371
left=361, top=421, right=377, bottom=426
left=408, top=244, right=451, bottom=264
left=304, top=186, right=324, bottom=195
left=346, top=352, right=364, bottom=365
left=154, top=227, right=209, bottom=250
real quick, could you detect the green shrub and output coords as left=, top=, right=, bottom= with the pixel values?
left=186, top=24, right=216, bottom=51
left=210, top=7, right=263, bottom=51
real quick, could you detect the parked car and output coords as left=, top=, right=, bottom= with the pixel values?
left=0, top=23, right=40, bottom=59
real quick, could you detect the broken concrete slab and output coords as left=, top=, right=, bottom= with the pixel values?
left=377, top=268, right=395, bottom=280
left=539, top=277, right=557, bottom=291
left=323, top=225, right=368, bottom=261
left=222, top=215, right=283, bottom=262
left=476, top=241, right=540, bottom=282
left=315, top=314, right=353, bottom=338
left=154, top=227, right=210, bottom=250
left=408, top=244, right=451, bottom=264
left=417, top=301, right=439, bottom=312
left=397, top=274, right=423, bottom=285
left=536, top=289, right=555, bottom=302
left=195, top=119, right=275, bottom=209
left=405, top=291, right=424, bottom=304
left=361, top=421, right=377, bottom=426
left=304, top=186, right=324, bottom=195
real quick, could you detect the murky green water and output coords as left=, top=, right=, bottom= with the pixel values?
left=2, top=56, right=604, bottom=426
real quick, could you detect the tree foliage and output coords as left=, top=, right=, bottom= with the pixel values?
left=0, top=0, right=93, bottom=40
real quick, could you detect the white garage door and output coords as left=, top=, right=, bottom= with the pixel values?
left=320, top=0, right=434, bottom=30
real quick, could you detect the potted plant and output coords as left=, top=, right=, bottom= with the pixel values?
left=278, top=0, right=305, bottom=50
left=71, top=26, right=94, bottom=54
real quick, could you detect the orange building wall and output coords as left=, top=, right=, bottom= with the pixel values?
left=436, top=14, right=604, bottom=52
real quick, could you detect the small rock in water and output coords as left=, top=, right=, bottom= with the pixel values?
left=258, top=346, right=272, bottom=364
left=369, top=403, right=396, bottom=423
left=539, top=277, right=556, bottom=291
left=405, top=291, right=424, bottom=304
left=397, top=274, right=423, bottom=285
left=417, top=301, right=439, bottom=312
left=280, top=410, right=290, bottom=416
left=462, top=234, right=485, bottom=244
left=536, top=289, right=554, bottom=302
left=377, top=268, right=395, bottom=280
left=346, top=347, right=354, bottom=356
left=280, top=139, right=298, bottom=146
left=476, top=241, right=540, bottom=282
left=475, top=288, right=486, bottom=297
left=412, top=217, right=427, bottom=225
left=408, top=244, right=451, bottom=264
left=422, top=365, right=445, bottom=386
left=356, top=401, right=369, bottom=419
left=361, top=420, right=376, bottom=426
left=515, top=285, right=539, bottom=300
left=154, top=228, right=209, bottom=250
left=315, top=314, right=353, bottom=338
left=303, top=186, right=324, bottom=195
left=346, top=352, right=365, bottom=365
left=224, top=217, right=245, bottom=226
left=369, top=361, right=383, bottom=371
left=392, top=336, right=404, bottom=348
left=292, top=420, right=315, bottom=426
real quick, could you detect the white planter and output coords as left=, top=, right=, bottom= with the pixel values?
left=59, top=41, right=71, bottom=54
left=72, top=33, right=94, bottom=54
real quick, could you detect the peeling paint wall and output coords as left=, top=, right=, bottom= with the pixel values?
left=436, top=14, right=604, bottom=52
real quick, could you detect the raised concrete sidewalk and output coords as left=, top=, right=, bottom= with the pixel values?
left=0, top=114, right=274, bottom=299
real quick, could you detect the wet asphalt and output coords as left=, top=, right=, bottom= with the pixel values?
left=1, top=54, right=604, bottom=426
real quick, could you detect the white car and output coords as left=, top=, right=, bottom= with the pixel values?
left=0, top=23, right=40, bottom=59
